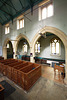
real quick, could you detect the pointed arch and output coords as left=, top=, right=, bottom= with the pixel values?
left=31, top=26, right=67, bottom=83
left=14, top=34, right=31, bottom=59
left=3, top=38, right=13, bottom=59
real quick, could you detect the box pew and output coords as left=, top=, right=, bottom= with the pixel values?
left=0, top=59, right=17, bottom=68
left=0, top=58, right=13, bottom=63
left=1, top=60, right=19, bottom=75
left=0, top=59, right=19, bottom=75
left=11, top=62, right=31, bottom=83
left=0, top=58, right=41, bottom=91
left=19, top=63, right=41, bottom=91
left=16, top=63, right=33, bottom=88
left=0, top=56, right=4, bottom=60
left=6, top=61, right=24, bottom=79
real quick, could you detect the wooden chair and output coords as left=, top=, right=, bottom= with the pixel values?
left=54, top=64, right=65, bottom=74
left=54, top=64, right=65, bottom=83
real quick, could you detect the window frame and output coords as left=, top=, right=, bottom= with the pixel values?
left=50, top=37, right=61, bottom=56
left=39, top=3, right=53, bottom=21
left=19, top=18, right=24, bottom=29
left=17, top=16, right=24, bottom=30
left=23, top=44, right=27, bottom=53
left=35, top=41, right=40, bottom=54
left=5, top=24, right=10, bottom=34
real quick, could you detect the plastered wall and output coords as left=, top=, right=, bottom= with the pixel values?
left=1, top=0, right=67, bottom=60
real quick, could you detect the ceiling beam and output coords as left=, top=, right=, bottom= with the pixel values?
left=0, top=0, right=8, bottom=9
left=4, top=14, right=9, bottom=20
left=0, top=8, right=13, bottom=24
left=0, top=16, right=4, bottom=22
left=27, top=0, right=34, bottom=14
left=9, top=0, right=18, bottom=13
left=0, top=8, right=12, bottom=17
left=19, top=0, right=24, bottom=9
left=0, top=0, right=18, bottom=13
left=4, top=3, right=10, bottom=14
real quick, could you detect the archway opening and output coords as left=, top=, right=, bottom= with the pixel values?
left=17, top=38, right=30, bottom=61
left=34, top=32, right=65, bottom=65
left=33, top=30, right=66, bottom=84
left=6, top=41, right=13, bottom=59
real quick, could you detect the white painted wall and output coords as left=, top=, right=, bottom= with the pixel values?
left=36, top=35, right=65, bottom=60
left=1, top=0, right=67, bottom=60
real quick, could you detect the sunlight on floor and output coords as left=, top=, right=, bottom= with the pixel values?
left=41, top=64, right=65, bottom=84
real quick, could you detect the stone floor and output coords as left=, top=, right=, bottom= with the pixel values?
left=0, top=65, right=67, bottom=100
left=0, top=74, right=67, bottom=100
left=41, top=65, right=65, bottom=84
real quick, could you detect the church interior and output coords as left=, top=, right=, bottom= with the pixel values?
left=0, top=0, right=67, bottom=100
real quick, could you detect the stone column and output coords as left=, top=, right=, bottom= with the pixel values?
left=3, top=47, right=7, bottom=59
left=30, top=46, right=35, bottom=63
left=11, top=41, right=17, bottom=59
left=64, top=46, right=67, bottom=84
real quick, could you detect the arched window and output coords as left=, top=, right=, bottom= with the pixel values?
left=23, top=44, right=27, bottom=53
left=35, top=41, right=40, bottom=53
left=51, top=38, right=60, bottom=55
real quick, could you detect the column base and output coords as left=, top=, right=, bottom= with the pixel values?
left=30, top=57, right=35, bottom=63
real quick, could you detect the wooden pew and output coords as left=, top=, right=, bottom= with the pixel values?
left=19, top=63, right=41, bottom=91
left=0, top=59, right=41, bottom=91
left=11, top=62, right=31, bottom=83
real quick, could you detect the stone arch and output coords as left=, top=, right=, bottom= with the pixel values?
left=14, top=34, right=31, bottom=59
left=31, top=26, right=67, bottom=48
left=3, top=38, right=13, bottom=59
left=31, top=26, right=67, bottom=83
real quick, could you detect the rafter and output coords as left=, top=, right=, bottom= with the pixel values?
left=27, top=0, right=34, bottom=14
left=0, top=16, right=4, bottom=22
left=0, top=0, right=18, bottom=13
left=9, top=0, right=18, bottom=13
left=19, top=0, right=24, bottom=9
left=0, top=8, right=12, bottom=17
left=4, top=2, right=10, bottom=13
left=0, top=0, right=7, bottom=9
left=4, top=14, right=9, bottom=20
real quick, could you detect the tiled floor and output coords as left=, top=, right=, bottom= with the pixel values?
left=41, top=64, right=65, bottom=84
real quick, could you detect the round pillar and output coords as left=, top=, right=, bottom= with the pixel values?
left=30, top=46, right=35, bottom=63
left=64, top=46, right=67, bottom=84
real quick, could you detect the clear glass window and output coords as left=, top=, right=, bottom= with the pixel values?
left=51, top=38, right=60, bottom=55
left=35, top=42, right=40, bottom=53
left=40, top=4, right=53, bottom=20
left=19, top=19, right=24, bottom=29
left=5, top=25, right=9, bottom=34
left=17, top=18, right=24, bottom=29
left=47, top=4, right=53, bottom=17
left=23, top=44, right=27, bottom=53
left=42, top=7, right=47, bottom=19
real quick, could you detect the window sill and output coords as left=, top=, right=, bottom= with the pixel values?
left=50, top=54, right=61, bottom=57
left=17, top=27, right=24, bottom=30
left=5, top=33, right=9, bottom=34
